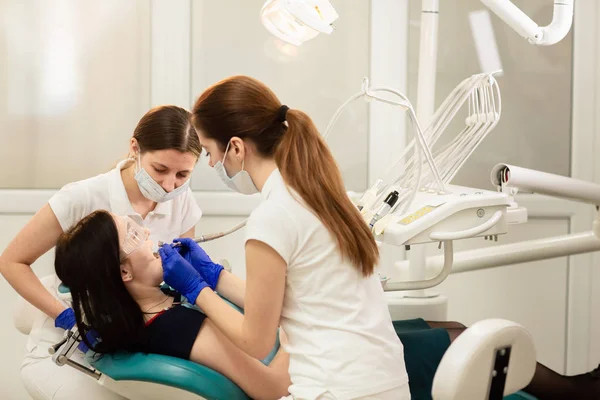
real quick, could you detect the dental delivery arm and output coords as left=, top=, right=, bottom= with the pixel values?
left=482, top=0, right=573, bottom=46
left=391, top=165, right=600, bottom=278
left=0, top=204, right=67, bottom=319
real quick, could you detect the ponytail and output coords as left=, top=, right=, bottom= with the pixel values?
left=275, top=110, right=379, bottom=276
left=191, top=75, right=379, bottom=275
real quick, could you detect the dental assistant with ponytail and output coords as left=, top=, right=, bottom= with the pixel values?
left=160, top=76, right=411, bottom=400
left=0, top=105, right=204, bottom=400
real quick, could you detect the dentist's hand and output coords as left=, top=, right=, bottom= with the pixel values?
left=78, top=330, right=100, bottom=354
left=173, top=238, right=224, bottom=291
left=54, top=308, right=76, bottom=330
left=55, top=308, right=96, bottom=353
left=159, top=244, right=209, bottom=304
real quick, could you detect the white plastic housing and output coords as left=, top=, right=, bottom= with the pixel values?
left=380, top=184, right=511, bottom=246
left=491, top=163, right=600, bottom=205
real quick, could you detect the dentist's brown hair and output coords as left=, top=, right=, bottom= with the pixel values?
left=132, top=105, right=201, bottom=158
left=192, top=76, right=378, bottom=276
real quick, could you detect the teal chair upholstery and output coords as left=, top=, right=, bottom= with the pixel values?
left=81, top=292, right=279, bottom=400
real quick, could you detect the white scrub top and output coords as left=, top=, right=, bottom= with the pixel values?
left=245, top=169, right=409, bottom=400
left=26, top=158, right=202, bottom=357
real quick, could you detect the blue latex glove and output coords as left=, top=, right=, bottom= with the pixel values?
left=173, top=238, right=224, bottom=290
left=159, top=244, right=209, bottom=304
left=78, top=330, right=100, bottom=353
left=55, top=308, right=76, bottom=330
left=55, top=308, right=96, bottom=353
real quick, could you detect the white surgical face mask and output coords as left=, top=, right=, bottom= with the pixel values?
left=134, top=154, right=190, bottom=203
left=214, top=141, right=258, bottom=195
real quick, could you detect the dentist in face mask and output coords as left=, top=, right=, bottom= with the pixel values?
left=0, top=105, right=203, bottom=400
left=133, top=145, right=192, bottom=202
left=212, top=139, right=260, bottom=195
left=160, top=76, right=410, bottom=400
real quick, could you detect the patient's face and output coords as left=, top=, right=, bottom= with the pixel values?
left=113, top=214, right=163, bottom=287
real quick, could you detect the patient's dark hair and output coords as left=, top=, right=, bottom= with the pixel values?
left=55, top=210, right=144, bottom=353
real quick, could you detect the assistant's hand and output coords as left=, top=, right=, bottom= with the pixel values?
left=159, top=244, right=209, bottom=304
left=55, top=308, right=96, bottom=353
left=54, top=307, right=76, bottom=330
left=173, top=238, right=224, bottom=291
left=78, top=329, right=100, bottom=353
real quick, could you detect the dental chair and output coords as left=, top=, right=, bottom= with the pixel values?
left=80, top=287, right=280, bottom=400
left=14, top=275, right=279, bottom=400
left=14, top=276, right=537, bottom=400
left=81, top=328, right=279, bottom=400
left=432, top=319, right=538, bottom=400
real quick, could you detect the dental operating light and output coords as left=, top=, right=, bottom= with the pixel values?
left=260, top=0, right=338, bottom=46
left=261, top=1, right=573, bottom=47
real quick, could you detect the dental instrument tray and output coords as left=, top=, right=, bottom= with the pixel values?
left=379, top=185, right=511, bottom=246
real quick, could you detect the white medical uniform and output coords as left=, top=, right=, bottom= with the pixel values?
left=20, top=159, right=202, bottom=400
left=245, top=169, right=410, bottom=400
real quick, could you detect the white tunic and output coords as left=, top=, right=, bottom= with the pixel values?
left=245, top=169, right=409, bottom=400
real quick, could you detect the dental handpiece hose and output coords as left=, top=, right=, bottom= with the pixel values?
left=369, top=191, right=400, bottom=228
left=161, top=220, right=248, bottom=248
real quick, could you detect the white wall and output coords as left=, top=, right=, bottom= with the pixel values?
left=0, top=0, right=151, bottom=189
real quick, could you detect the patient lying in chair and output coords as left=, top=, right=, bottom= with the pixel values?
left=54, top=211, right=600, bottom=400
left=53, top=210, right=291, bottom=400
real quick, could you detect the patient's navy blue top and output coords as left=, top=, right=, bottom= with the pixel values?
left=137, top=295, right=206, bottom=360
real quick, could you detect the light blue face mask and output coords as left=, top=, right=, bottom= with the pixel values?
left=213, top=141, right=259, bottom=195
left=134, top=154, right=190, bottom=203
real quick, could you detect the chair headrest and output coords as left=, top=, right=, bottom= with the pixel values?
left=432, top=319, right=536, bottom=400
